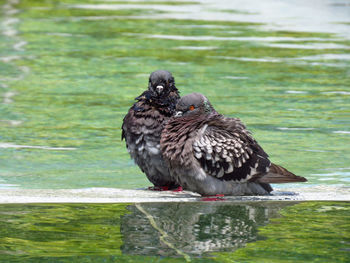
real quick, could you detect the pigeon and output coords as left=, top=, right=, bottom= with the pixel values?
left=160, top=92, right=307, bottom=196
left=122, top=70, right=181, bottom=190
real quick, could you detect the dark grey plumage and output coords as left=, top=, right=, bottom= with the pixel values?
left=122, top=70, right=180, bottom=189
left=161, top=92, right=307, bottom=196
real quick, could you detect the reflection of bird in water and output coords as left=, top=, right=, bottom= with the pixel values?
left=120, top=202, right=295, bottom=257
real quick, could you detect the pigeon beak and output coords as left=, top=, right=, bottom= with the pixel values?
left=156, top=85, right=164, bottom=94
left=175, top=111, right=183, bottom=117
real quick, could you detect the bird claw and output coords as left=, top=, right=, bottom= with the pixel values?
left=201, top=194, right=225, bottom=201
left=171, top=186, right=183, bottom=192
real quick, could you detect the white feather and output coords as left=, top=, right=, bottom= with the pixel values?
left=206, top=153, right=212, bottom=160
left=193, top=145, right=201, bottom=152
left=194, top=152, right=202, bottom=159
left=217, top=168, right=224, bottom=178
left=138, top=144, right=144, bottom=152
left=135, top=135, right=143, bottom=144
left=226, top=163, right=234, bottom=173
left=148, top=146, right=160, bottom=155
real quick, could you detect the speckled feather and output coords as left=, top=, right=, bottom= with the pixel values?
left=161, top=113, right=270, bottom=182
left=193, top=116, right=271, bottom=183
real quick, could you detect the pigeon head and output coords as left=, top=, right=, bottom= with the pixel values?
left=175, top=92, right=215, bottom=117
left=148, top=70, right=177, bottom=98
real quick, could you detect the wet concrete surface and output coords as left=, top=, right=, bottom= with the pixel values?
left=0, top=185, right=349, bottom=203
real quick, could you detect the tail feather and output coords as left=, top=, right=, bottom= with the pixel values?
left=257, top=163, right=307, bottom=183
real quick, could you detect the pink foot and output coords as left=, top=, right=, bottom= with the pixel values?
left=201, top=194, right=225, bottom=201
left=171, top=186, right=183, bottom=192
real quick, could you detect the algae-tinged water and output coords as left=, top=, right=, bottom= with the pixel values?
left=0, top=0, right=350, bottom=262
left=1, top=0, right=349, bottom=189
left=0, top=202, right=349, bottom=262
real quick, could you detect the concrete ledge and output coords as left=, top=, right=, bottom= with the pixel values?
left=0, top=185, right=349, bottom=203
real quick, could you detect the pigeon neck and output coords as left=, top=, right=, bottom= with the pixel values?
left=137, top=90, right=180, bottom=116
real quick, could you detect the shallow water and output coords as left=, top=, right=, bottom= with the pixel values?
left=0, top=0, right=349, bottom=190
left=0, top=201, right=349, bottom=262
left=1, top=0, right=350, bottom=261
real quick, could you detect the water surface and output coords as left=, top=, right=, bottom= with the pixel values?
left=0, top=1, right=350, bottom=262
left=1, top=0, right=349, bottom=190
left=0, top=201, right=349, bottom=262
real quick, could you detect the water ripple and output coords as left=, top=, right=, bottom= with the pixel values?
left=285, top=90, right=308, bottom=94
left=267, top=43, right=350, bottom=50
left=333, top=131, right=350, bottom=134
left=209, top=55, right=349, bottom=67
left=173, top=46, right=217, bottom=50
left=277, top=127, right=315, bottom=131
left=223, top=76, right=249, bottom=80
left=124, top=33, right=339, bottom=42
left=0, top=143, right=76, bottom=150
left=322, top=91, right=350, bottom=95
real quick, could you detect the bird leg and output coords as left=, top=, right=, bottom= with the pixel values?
left=201, top=194, right=225, bottom=201
left=171, top=186, right=183, bottom=192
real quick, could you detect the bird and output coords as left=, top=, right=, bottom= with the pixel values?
left=122, top=70, right=181, bottom=190
left=160, top=92, right=307, bottom=196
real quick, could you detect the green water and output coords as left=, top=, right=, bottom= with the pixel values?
left=0, top=1, right=349, bottom=261
left=0, top=0, right=349, bottom=189
left=0, top=201, right=349, bottom=262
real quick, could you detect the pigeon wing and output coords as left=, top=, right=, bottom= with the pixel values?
left=193, top=121, right=271, bottom=182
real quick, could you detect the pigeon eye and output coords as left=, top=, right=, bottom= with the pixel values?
left=189, top=105, right=195, bottom=111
